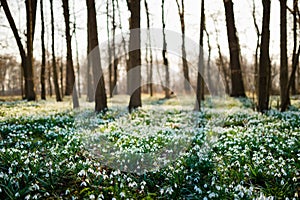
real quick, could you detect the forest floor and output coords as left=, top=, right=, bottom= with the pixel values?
left=0, top=95, right=299, bottom=199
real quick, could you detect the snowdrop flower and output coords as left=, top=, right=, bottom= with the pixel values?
left=78, top=169, right=86, bottom=177
left=89, top=194, right=95, bottom=199
left=80, top=181, right=87, bottom=187
left=194, top=185, right=202, bottom=194
left=120, top=192, right=125, bottom=198
left=25, top=194, right=30, bottom=200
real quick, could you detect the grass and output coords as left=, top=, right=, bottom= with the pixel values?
left=0, top=96, right=299, bottom=199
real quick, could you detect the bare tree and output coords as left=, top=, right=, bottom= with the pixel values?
left=106, top=0, right=113, bottom=97
left=291, top=0, right=299, bottom=95
left=196, top=0, right=205, bottom=111
left=175, top=0, right=190, bottom=92
left=258, top=0, right=271, bottom=112
left=280, top=0, right=289, bottom=110
left=223, top=0, right=246, bottom=97
left=40, top=0, right=46, bottom=100
left=86, top=0, right=107, bottom=112
left=144, top=0, right=153, bottom=96
left=50, top=0, right=62, bottom=101
left=127, top=0, right=142, bottom=111
left=251, top=0, right=261, bottom=98
left=112, top=0, right=118, bottom=95
left=0, top=0, right=37, bottom=100
left=62, top=0, right=79, bottom=108
left=62, top=0, right=75, bottom=97
left=162, top=0, right=170, bottom=98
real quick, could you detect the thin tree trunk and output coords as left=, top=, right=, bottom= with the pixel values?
left=205, top=29, right=212, bottom=93
left=127, top=0, right=142, bottom=111
left=251, top=0, right=261, bottom=99
left=112, top=0, right=118, bottom=95
left=175, top=0, right=190, bottom=92
left=258, top=0, right=271, bottom=113
left=196, top=0, right=205, bottom=111
left=106, top=0, right=113, bottom=98
left=291, top=0, right=298, bottom=95
left=40, top=0, right=46, bottom=100
left=50, top=0, right=62, bottom=101
left=223, top=0, right=246, bottom=97
left=62, top=0, right=76, bottom=96
left=280, top=0, right=289, bottom=110
left=86, top=0, right=107, bottom=112
left=162, top=0, right=170, bottom=98
left=144, top=0, right=153, bottom=96
left=282, top=45, right=300, bottom=111
left=72, top=0, right=81, bottom=98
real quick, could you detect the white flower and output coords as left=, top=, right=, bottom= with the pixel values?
left=65, top=189, right=70, bottom=195
left=120, top=192, right=125, bottom=197
left=112, top=198, right=116, bottom=200
left=80, top=181, right=87, bottom=187
left=15, top=192, right=20, bottom=197
left=89, top=194, right=95, bottom=199
left=281, top=180, right=285, bottom=185
left=25, top=194, right=31, bottom=200
left=78, top=169, right=86, bottom=177
left=194, top=185, right=202, bottom=194
left=203, top=197, right=208, bottom=200
left=32, top=183, right=40, bottom=191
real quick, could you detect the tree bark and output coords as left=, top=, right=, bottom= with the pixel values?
left=127, top=0, right=142, bottom=112
left=223, top=0, right=246, bottom=97
left=40, top=0, right=46, bottom=100
left=291, top=0, right=298, bottom=95
left=144, top=0, right=153, bottom=96
left=251, top=0, right=261, bottom=99
left=106, top=0, right=113, bottom=98
left=162, top=0, right=170, bottom=98
left=258, top=0, right=271, bottom=113
left=281, top=45, right=300, bottom=111
left=0, top=0, right=37, bottom=100
left=50, top=0, right=62, bottom=101
left=195, top=0, right=205, bottom=111
left=86, top=0, right=107, bottom=112
left=280, top=0, right=289, bottom=110
left=175, top=0, right=190, bottom=92
left=62, top=0, right=76, bottom=96
left=112, top=0, right=118, bottom=95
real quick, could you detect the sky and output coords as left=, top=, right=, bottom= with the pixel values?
left=0, top=0, right=298, bottom=67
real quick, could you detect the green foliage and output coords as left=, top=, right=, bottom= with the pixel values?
left=0, top=99, right=299, bottom=199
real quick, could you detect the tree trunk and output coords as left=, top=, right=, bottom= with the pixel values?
left=280, top=0, right=289, bottom=110
left=251, top=0, right=261, bottom=99
left=175, top=0, right=190, bottom=92
left=86, top=0, right=107, bottom=112
left=50, top=0, right=62, bottom=101
left=127, top=0, right=142, bottom=112
left=0, top=0, right=37, bottom=101
left=112, top=0, right=118, bottom=95
left=62, top=0, right=76, bottom=96
left=40, top=0, right=46, bottom=100
left=281, top=45, right=300, bottom=111
left=291, top=0, right=298, bottom=95
left=223, top=0, right=246, bottom=97
left=196, top=0, right=205, bottom=111
left=144, top=0, right=153, bottom=96
left=258, top=0, right=271, bottom=113
left=25, top=0, right=37, bottom=101
left=162, top=0, right=170, bottom=98
left=106, top=0, right=113, bottom=98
